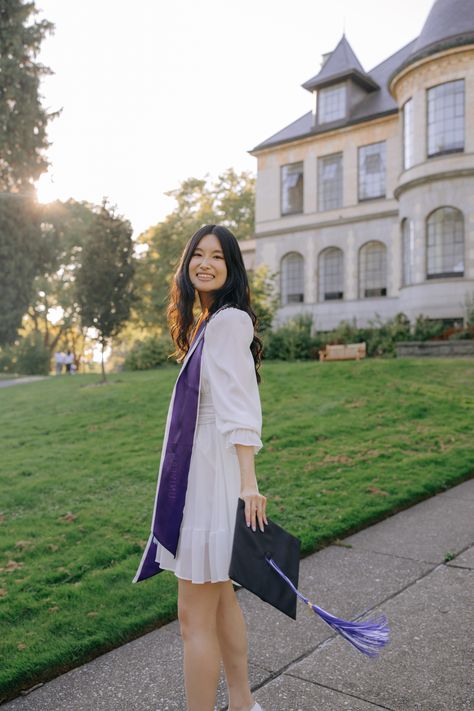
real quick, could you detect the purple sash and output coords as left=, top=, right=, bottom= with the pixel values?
left=133, top=312, right=218, bottom=584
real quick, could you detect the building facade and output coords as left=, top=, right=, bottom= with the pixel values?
left=250, top=0, right=474, bottom=331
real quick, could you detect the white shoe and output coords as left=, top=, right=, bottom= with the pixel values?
left=250, top=703, right=265, bottom=711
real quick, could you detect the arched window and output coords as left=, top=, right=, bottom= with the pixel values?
left=319, top=247, right=344, bottom=301
left=281, top=252, right=304, bottom=304
left=359, top=241, right=387, bottom=298
left=426, top=207, right=464, bottom=279
left=402, top=219, right=415, bottom=286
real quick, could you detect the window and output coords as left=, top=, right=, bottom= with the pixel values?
left=281, top=162, right=304, bottom=215
left=427, top=80, right=464, bottom=157
left=402, top=219, right=415, bottom=286
left=319, top=248, right=344, bottom=301
left=318, top=153, right=343, bottom=211
left=358, top=142, right=386, bottom=200
left=359, top=241, right=387, bottom=298
left=403, top=99, right=414, bottom=169
left=318, top=83, right=346, bottom=123
left=281, top=252, right=304, bottom=304
left=426, top=207, right=464, bottom=279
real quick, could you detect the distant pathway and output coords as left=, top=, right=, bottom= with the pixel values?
left=0, top=376, right=49, bottom=388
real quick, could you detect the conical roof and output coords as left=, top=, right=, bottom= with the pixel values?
left=302, top=35, right=379, bottom=92
left=397, top=0, right=474, bottom=71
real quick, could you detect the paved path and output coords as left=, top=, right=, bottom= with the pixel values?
left=0, top=377, right=48, bottom=388
left=2, top=479, right=473, bottom=711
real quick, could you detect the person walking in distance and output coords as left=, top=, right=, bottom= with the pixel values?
left=64, top=349, right=74, bottom=375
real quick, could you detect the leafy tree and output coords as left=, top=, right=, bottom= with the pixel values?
left=75, top=201, right=136, bottom=382
left=24, top=199, right=97, bottom=362
left=0, top=0, right=56, bottom=191
left=248, top=263, right=279, bottom=333
left=134, top=169, right=256, bottom=331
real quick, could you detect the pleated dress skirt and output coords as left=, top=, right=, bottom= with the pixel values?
left=154, top=362, right=241, bottom=584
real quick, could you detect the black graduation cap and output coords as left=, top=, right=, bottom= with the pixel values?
left=229, top=497, right=300, bottom=619
left=229, top=498, right=391, bottom=657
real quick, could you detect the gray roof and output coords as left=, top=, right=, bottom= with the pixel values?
left=251, top=0, right=474, bottom=154
left=302, top=35, right=378, bottom=92
left=251, top=39, right=416, bottom=152
left=410, top=0, right=474, bottom=62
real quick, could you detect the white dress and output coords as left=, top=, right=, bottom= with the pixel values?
left=154, top=307, right=263, bottom=584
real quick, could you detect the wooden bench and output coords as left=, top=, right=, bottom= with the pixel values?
left=319, top=342, right=367, bottom=361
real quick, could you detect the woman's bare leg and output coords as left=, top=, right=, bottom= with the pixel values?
left=177, top=578, right=223, bottom=711
left=216, top=581, right=254, bottom=711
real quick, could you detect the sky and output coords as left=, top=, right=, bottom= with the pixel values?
left=35, top=0, right=435, bottom=238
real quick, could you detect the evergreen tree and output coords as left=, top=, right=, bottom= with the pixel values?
left=75, top=201, right=136, bottom=382
left=0, top=0, right=55, bottom=191
left=0, top=1, right=56, bottom=345
left=0, top=193, right=40, bottom=344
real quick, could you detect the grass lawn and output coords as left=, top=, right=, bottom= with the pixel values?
left=0, top=359, right=473, bottom=701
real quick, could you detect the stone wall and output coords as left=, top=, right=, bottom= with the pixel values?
left=396, top=341, right=474, bottom=357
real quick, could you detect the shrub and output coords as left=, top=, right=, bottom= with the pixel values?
left=263, top=314, right=318, bottom=360
left=123, top=335, right=174, bottom=370
left=448, top=328, right=474, bottom=340
left=412, top=315, right=445, bottom=341
left=0, top=332, right=51, bottom=375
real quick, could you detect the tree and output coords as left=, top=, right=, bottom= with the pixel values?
left=0, top=193, right=41, bottom=344
left=24, top=199, right=97, bottom=362
left=0, top=0, right=56, bottom=192
left=248, top=263, right=280, bottom=333
left=134, top=169, right=256, bottom=331
left=75, top=201, right=136, bottom=383
left=0, top=1, right=56, bottom=345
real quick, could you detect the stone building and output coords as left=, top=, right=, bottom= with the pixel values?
left=249, top=0, right=474, bottom=331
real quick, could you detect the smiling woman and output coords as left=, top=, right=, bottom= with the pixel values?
left=188, top=234, right=228, bottom=311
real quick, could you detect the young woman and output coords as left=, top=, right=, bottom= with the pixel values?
left=133, top=224, right=267, bottom=711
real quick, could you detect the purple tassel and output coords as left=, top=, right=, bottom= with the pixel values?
left=265, top=556, right=390, bottom=657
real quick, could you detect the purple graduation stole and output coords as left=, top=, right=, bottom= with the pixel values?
left=132, top=314, right=212, bottom=584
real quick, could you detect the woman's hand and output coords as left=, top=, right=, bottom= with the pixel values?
left=240, top=488, right=267, bottom=533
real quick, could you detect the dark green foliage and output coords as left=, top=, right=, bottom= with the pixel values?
left=0, top=0, right=56, bottom=191
left=27, top=200, right=98, bottom=352
left=412, top=315, right=446, bottom=341
left=75, top=201, right=136, bottom=380
left=263, top=314, right=317, bottom=360
left=263, top=312, right=454, bottom=361
left=0, top=193, right=42, bottom=345
left=449, top=328, right=474, bottom=340
left=6, top=330, right=50, bottom=373
left=123, top=335, right=175, bottom=370
left=247, top=263, right=280, bottom=334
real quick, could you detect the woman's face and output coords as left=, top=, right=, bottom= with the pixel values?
left=189, top=233, right=228, bottom=304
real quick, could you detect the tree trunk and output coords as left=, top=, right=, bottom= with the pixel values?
left=100, top=340, right=107, bottom=383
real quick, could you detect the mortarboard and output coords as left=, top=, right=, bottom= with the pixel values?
left=229, top=498, right=390, bottom=657
left=229, top=497, right=301, bottom=620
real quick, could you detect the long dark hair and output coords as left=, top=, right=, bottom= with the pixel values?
left=167, top=224, right=263, bottom=383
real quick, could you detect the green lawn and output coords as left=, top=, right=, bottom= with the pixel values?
left=1, top=360, right=473, bottom=701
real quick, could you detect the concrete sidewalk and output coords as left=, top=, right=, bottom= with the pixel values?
left=2, top=479, right=473, bottom=711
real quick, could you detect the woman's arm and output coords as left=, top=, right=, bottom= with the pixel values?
left=205, top=307, right=267, bottom=530
left=235, top=443, right=267, bottom=533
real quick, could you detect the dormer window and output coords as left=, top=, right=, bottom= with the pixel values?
left=318, top=83, right=346, bottom=123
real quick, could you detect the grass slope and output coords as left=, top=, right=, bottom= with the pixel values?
left=0, top=359, right=473, bottom=700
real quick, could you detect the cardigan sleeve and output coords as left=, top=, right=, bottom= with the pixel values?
left=204, top=307, right=263, bottom=456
